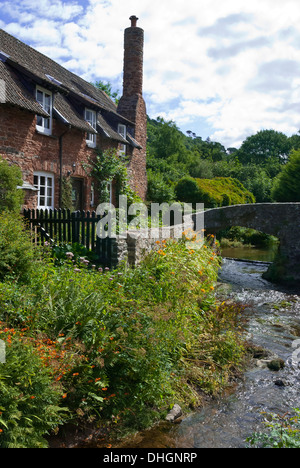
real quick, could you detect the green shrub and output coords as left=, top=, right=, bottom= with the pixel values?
left=272, top=150, right=300, bottom=202
left=0, top=336, right=67, bottom=448
left=146, top=169, right=175, bottom=203
left=0, top=157, right=24, bottom=213
left=247, top=409, right=300, bottom=448
left=0, top=212, right=36, bottom=282
left=174, top=176, right=201, bottom=204
left=0, top=232, right=246, bottom=444
left=194, top=177, right=255, bottom=207
left=175, top=176, right=255, bottom=207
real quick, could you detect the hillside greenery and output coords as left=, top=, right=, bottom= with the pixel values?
left=146, top=117, right=300, bottom=205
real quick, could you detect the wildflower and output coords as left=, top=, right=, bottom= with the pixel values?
left=201, top=289, right=206, bottom=293
left=155, top=240, right=160, bottom=244
left=30, top=396, right=35, bottom=399
left=98, top=267, right=103, bottom=272
left=73, top=373, right=79, bottom=376
left=74, top=268, right=81, bottom=273
left=66, top=252, right=74, bottom=258
left=210, top=286, right=215, bottom=291
left=0, top=429, right=3, bottom=433
left=62, top=393, right=67, bottom=399
left=102, top=387, right=108, bottom=391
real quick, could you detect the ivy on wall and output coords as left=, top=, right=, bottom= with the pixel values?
left=84, top=148, right=142, bottom=206
left=61, top=176, right=73, bottom=211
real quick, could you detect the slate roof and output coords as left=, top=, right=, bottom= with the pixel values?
left=0, top=28, right=135, bottom=142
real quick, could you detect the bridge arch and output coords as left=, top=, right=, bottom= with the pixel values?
left=191, top=203, right=300, bottom=285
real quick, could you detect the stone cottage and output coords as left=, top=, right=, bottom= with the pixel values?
left=0, top=16, right=147, bottom=211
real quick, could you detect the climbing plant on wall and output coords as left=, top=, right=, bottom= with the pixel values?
left=84, top=148, right=142, bottom=206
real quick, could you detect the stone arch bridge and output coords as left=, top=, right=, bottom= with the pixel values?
left=191, top=203, right=300, bottom=284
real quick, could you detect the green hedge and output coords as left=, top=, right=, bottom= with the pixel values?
left=175, top=176, right=255, bottom=207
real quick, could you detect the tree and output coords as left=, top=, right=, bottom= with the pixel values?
left=236, top=130, right=292, bottom=169
left=148, top=117, right=187, bottom=159
left=271, top=150, right=300, bottom=202
left=93, top=80, right=120, bottom=104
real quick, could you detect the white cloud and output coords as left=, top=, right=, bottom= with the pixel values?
left=1, top=0, right=300, bottom=148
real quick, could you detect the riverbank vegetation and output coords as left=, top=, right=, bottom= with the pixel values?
left=0, top=212, right=247, bottom=448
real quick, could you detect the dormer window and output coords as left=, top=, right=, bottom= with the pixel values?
left=36, top=86, right=52, bottom=135
left=85, top=108, right=97, bottom=148
left=118, top=124, right=126, bottom=156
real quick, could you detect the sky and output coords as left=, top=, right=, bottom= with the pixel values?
left=1, top=0, right=300, bottom=149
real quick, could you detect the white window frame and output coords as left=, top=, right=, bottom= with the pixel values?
left=118, top=124, right=127, bottom=156
left=90, top=182, right=95, bottom=207
left=33, top=171, right=55, bottom=210
left=36, top=86, right=52, bottom=135
left=107, top=181, right=112, bottom=204
left=85, top=108, right=97, bottom=148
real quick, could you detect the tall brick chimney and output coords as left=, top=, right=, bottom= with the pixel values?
left=117, top=16, right=147, bottom=201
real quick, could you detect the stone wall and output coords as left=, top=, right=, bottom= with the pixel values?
left=110, top=219, right=194, bottom=268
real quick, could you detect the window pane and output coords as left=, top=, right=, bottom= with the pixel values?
left=40, top=176, right=45, bottom=186
left=47, top=197, right=52, bottom=206
left=47, top=187, right=52, bottom=196
left=37, top=115, right=43, bottom=126
left=36, top=90, right=43, bottom=104
left=40, top=186, right=45, bottom=196
left=34, top=176, right=38, bottom=186
left=44, top=118, right=50, bottom=129
left=40, top=197, right=45, bottom=206
left=47, top=177, right=53, bottom=187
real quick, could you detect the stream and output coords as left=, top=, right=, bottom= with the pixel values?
left=113, top=248, right=300, bottom=449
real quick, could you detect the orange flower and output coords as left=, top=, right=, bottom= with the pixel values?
left=73, top=373, right=79, bottom=376
left=102, top=387, right=108, bottom=391
left=62, top=393, right=67, bottom=399
left=0, top=429, right=3, bottom=433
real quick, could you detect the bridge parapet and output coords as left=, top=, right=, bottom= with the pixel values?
left=191, top=203, right=300, bottom=285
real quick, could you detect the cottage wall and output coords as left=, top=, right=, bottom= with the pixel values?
left=0, top=105, right=119, bottom=210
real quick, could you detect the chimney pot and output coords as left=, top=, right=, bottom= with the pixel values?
left=130, top=15, right=138, bottom=27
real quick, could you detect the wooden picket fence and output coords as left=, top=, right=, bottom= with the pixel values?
left=23, top=208, right=115, bottom=266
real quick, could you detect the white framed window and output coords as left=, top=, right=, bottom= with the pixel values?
left=107, top=181, right=112, bottom=204
left=90, top=182, right=95, bottom=207
left=33, top=172, right=54, bottom=210
left=36, top=86, right=52, bottom=135
left=85, top=108, right=97, bottom=148
left=118, top=124, right=126, bottom=156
